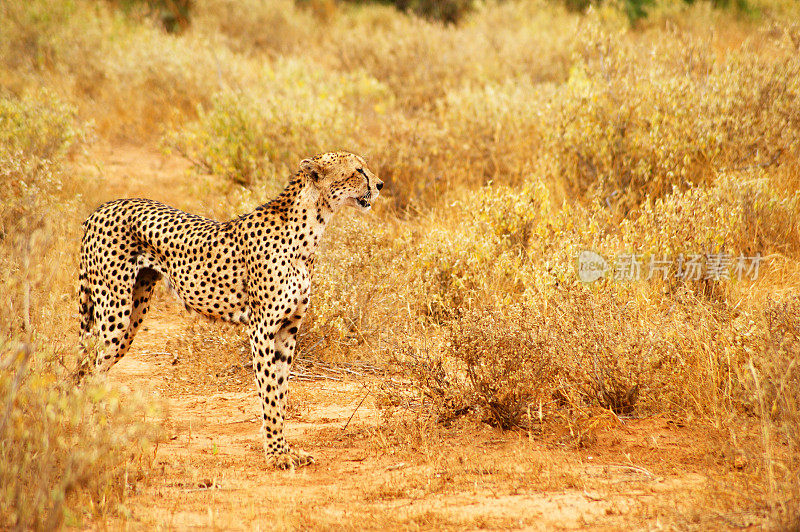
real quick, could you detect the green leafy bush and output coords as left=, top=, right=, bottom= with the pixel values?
left=0, top=90, right=81, bottom=161
left=619, top=177, right=800, bottom=259
left=166, top=58, right=390, bottom=186
left=0, top=90, right=85, bottom=238
left=544, top=27, right=800, bottom=213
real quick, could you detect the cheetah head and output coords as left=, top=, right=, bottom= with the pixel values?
left=300, top=152, right=383, bottom=212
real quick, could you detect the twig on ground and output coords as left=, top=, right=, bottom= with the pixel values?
left=342, top=385, right=371, bottom=431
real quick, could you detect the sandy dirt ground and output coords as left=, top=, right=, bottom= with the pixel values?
left=81, top=145, right=760, bottom=531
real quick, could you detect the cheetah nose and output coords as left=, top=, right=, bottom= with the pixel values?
left=376, top=181, right=383, bottom=191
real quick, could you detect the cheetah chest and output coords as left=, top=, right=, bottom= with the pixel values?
left=272, top=262, right=311, bottom=319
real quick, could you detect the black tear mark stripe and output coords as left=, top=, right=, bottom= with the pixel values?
left=357, top=168, right=370, bottom=192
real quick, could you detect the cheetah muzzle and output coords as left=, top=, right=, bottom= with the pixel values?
left=76, top=152, right=383, bottom=469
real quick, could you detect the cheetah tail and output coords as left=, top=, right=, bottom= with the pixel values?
left=78, top=251, right=94, bottom=340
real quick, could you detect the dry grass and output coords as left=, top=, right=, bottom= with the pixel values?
left=2, top=0, right=799, bottom=528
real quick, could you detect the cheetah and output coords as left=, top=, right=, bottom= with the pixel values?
left=77, top=152, right=383, bottom=469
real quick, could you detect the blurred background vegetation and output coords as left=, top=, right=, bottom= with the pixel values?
left=110, top=0, right=760, bottom=27
left=1, top=0, right=798, bottom=528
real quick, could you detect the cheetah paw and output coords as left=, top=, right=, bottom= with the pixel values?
left=268, top=448, right=315, bottom=470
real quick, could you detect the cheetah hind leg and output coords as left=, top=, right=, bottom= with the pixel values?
left=114, top=267, right=160, bottom=362
left=77, top=267, right=160, bottom=379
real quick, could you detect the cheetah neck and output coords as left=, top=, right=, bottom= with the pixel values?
left=258, top=174, right=335, bottom=266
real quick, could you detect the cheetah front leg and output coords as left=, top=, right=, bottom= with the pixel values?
left=249, top=311, right=312, bottom=470
left=273, top=297, right=314, bottom=466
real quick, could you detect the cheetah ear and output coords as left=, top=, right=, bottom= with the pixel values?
left=300, top=158, right=324, bottom=182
